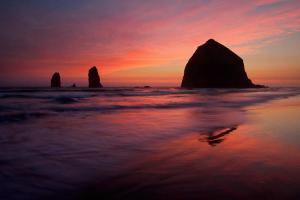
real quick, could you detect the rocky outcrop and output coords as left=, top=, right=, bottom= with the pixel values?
left=88, top=66, right=103, bottom=88
left=51, top=72, right=61, bottom=88
left=181, top=39, right=262, bottom=88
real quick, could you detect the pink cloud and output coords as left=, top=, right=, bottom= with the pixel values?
left=1, top=0, right=300, bottom=86
left=253, top=0, right=284, bottom=6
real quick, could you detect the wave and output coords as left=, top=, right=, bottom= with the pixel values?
left=1, top=87, right=299, bottom=100
left=0, top=93, right=92, bottom=105
left=0, top=112, right=50, bottom=123
left=0, top=87, right=299, bottom=123
left=49, top=90, right=300, bottom=112
left=53, top=97, right=79, bottom=104
left=49, top=102, right=207, bottom=113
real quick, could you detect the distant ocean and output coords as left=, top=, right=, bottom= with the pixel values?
left=1, top=87, right=300, bottom=200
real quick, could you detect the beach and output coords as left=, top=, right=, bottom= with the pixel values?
left=1, top=87, right=300, bottom=199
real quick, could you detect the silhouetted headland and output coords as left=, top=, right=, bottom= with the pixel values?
left=51, top=72, right=61, bottom=88
left=88, top=66, right=103, bottom=88
left=181, top=39, right=264, bottom=88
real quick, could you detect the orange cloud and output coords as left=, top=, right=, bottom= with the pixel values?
left=0, top=0, right=299, bottom=86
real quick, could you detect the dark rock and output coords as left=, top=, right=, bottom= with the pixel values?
left=72, top=83, right=76, bottom=88
left=88, top=66, right=103, bottom=88
left=181, top=39, right=262, bottom=88
left=51, top=72, right=61, bottom=88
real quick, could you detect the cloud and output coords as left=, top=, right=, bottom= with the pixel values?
left=0, top=0, right=299, bottom=86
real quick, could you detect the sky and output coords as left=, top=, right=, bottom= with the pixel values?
left=0, top=0, right=300, bottom=87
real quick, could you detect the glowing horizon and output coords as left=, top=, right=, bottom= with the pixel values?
left=0, top=0, right=300, bottom=87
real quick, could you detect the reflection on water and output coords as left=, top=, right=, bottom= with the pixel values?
left=199, top=127, right=238, bottom=146
left=0, top=87, right=300, bottom=200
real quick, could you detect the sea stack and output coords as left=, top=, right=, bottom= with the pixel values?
left=88, top=66, right=103, bottom=88
left=181, top=39, right=261, bottom=88
left=51, top=72, right=61, bottom=88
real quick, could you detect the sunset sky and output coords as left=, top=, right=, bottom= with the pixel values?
left=0, top=0, right=300, bottom=87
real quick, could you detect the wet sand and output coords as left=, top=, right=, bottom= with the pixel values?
left=1, top=88, right=300, bottom=200
left=70, top=96, right=300, bottom=200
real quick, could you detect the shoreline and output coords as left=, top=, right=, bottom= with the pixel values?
left=64, top=95, right=300, bottom=200
left=1, top=89, right=300, bottom=200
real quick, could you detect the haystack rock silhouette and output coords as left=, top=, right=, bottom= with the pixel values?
left=88, top=66, right=103, bottom=88
left=181, top=39, right=263, bottom=88
left=51, top=72, right=61, bottom=88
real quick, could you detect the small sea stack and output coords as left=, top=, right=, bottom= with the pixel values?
left=181, top=39, right=262, bottom=88
left=51, top=72, right=61, bottom=88
left=88, top=66, right=103, bottom=88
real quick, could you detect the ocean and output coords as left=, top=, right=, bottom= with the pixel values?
left=1, top=87, right=300, bottom=200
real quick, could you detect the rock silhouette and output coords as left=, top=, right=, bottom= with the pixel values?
left=51, top=72, right=61, bottom=88
left=88, top=66, right=103, bottom=88
left=181, top=39, right=262, bottom=88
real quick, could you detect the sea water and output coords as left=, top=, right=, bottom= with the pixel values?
left=1, top=87, right=300, bottom=199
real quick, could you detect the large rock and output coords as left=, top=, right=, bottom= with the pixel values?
left=51, top=72, right=61, bottom=88
left=88, top=66, right=103, bottom=88
left=181, top=39, right=261, bottom=88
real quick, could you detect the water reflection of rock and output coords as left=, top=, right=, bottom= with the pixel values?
left=199, top=127, right=237, bottom=146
